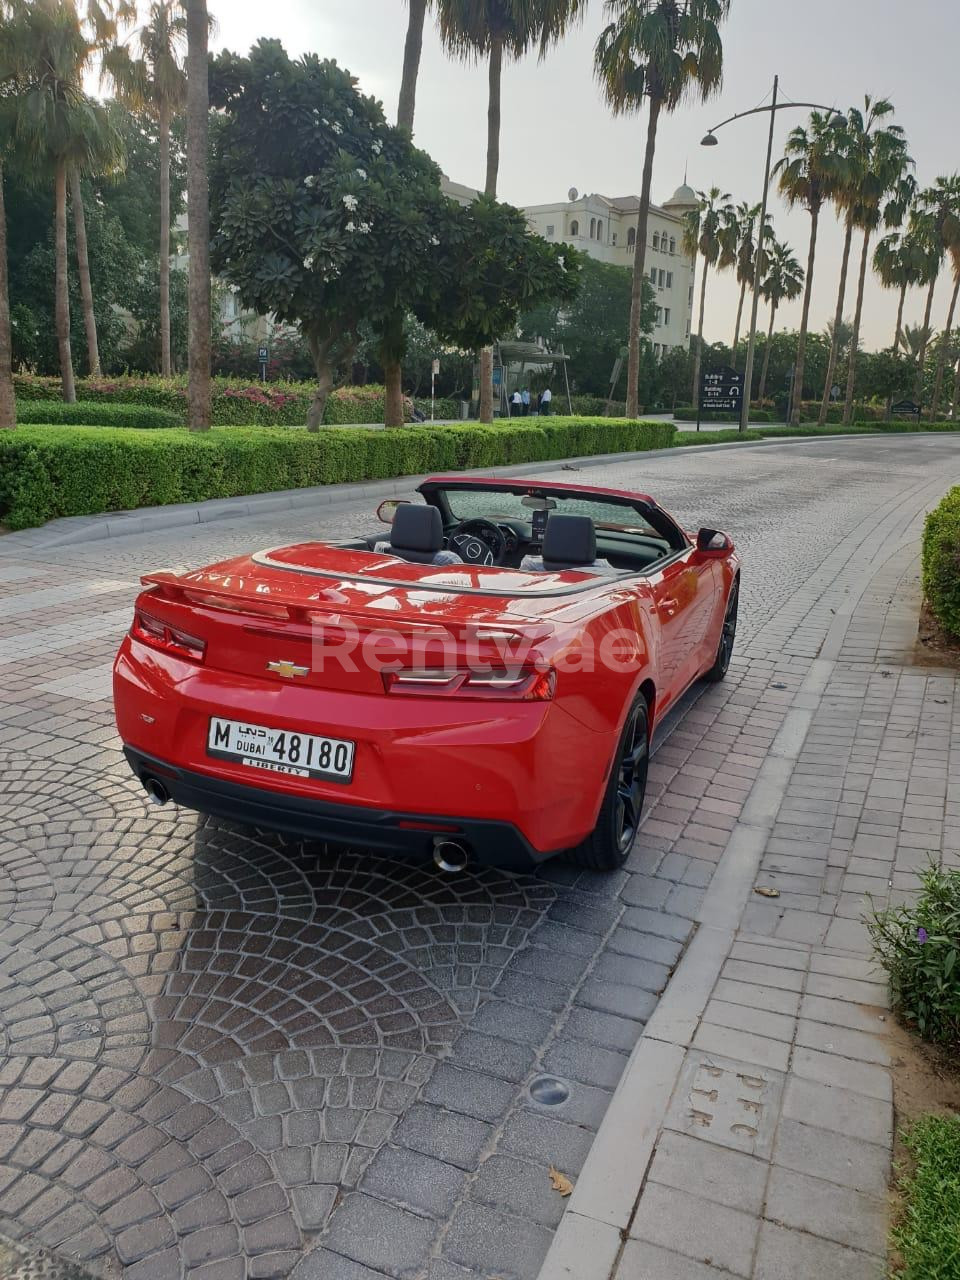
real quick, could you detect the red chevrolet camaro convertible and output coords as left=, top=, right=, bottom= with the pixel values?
left=114, top=476, right=739, bottom=872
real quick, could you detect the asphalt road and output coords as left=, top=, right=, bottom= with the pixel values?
left=0, top=434, right=957, bottom=1280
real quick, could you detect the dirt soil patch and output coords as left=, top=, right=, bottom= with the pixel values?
left=914, top=599, right=960, bottom=671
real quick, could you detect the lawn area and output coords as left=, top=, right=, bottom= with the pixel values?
left=893, top=1115, right=960, bottom=1279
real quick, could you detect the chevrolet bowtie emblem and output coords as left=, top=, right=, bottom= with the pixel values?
left=267, top=660, right=310, bottom=678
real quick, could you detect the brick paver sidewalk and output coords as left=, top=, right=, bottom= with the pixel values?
left=540, top=528, right=958, bottom=1278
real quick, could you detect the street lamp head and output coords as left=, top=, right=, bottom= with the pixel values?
left=828, top=111, right=847, bottom=129
left=701, top=132, right=718, bottom=147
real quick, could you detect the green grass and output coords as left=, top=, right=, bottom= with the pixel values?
left=893, top=1115, right=960, bottom=1279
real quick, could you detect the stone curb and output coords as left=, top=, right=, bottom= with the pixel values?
left=535, top=475, right=946, bottom=1280
left=0, top=432, right=904, bottom=553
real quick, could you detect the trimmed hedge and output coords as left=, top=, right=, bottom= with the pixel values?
left=15, top=401, right=182, bottom=429
left=413, top=395, right=462, bottom=420
left=0, top=418, right=677, bottom=530
left=923, top=486, right=960, bottom=638
left=12, top=374, right=414, bottom=427
left=674, top=407, right=775, bottom=423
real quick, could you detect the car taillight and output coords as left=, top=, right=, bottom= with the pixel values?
left=383, top=667, right=555, bottom=701
left=131, top=608, right=206, bottom=662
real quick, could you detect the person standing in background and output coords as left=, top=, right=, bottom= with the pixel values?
left=510, top=389, right=522, bottom=417
left=521, top=387, right=531, bottom=417
left=540, top=386, right=552, bottom=416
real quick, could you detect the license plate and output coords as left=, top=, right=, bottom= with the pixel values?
left=207, top=717, right=354, bottom=783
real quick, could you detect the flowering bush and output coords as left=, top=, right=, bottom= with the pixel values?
left=12, top=375, right=414, bottom=427
left=868, top=862, right=960, bottom=1046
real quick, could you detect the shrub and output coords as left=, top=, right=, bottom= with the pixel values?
left=413, top=395, right=462, bottom=420
left=891, top=1115, right=960, bottom=1280
left=867, top=862, right=960, bottom=1046
left=674, top=429, right=766, bottom=446
left=673, top=407, right=774, bottom=423
left=923, top=486, right=960, bottom=638
left=0, top=418, right=677, bottom=530
left=15, top=401, right=182, bottom=429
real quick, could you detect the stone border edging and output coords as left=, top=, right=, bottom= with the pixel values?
left=0, top=431, right=924, bottom=553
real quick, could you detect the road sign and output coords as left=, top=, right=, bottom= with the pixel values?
left=700, top=366, right=744, bottom=416
left=431, top=358, right=440, bottom=376
left=258, top=346, right=269, bottom=363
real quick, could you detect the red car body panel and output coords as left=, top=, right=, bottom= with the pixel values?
left=114, top=476, right=739, bottom=865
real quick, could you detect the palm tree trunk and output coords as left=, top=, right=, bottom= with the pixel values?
left=731, top=278, right=747, bottom=367
left=842, top=227, right=872, bottom=425
left=0, top=160, right=14, bottom=429
left=186, top=0, right=211, bottom=430
left=758, top=302, right=777, bottom=404
left=484, top=34, right=503, bottom=199
left=930, top=272, right=960, bottom=419
left=159, top=100, right=173, bottom=378
left=626, top=95, right=662, bottom=420
left=790, top=203, right=820, bottom=425
left=916, top=271, right=938, bottom=403
left=951, top=354, right=960, bottom=420
left=818, top=213, right=854, bottom=425
left=893, top=281, right=906, bottom=352
left=69, top=166, right=100, bottom=378
left=691, top=255, right=709, bottom=406
left=397, top=0, right=428, bottom=134
left=54, top=162, right=76, bottom=405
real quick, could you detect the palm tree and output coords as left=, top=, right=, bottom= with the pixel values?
left=435, top=0, right=587, bottom=423
left=69, top=110, right=124, bottom=377
left=902, top=322, right=934, bottom=370
left=681, top=186, right=733, bottom=406
left=773, top=111, right=842, bottom=424
left=595, top=0, right=731, bottom=419
left=838, top=101, right=912, bottom=424
left=398, top=0, right=430, bottom=133
left=930, top=246, right=960, bottom=418
left=0, top=2, right=17, bottom=428
left=106, top=2, right=188, bottom=378
left=757, top=238, right=803, bottom=403
left=911, top=177, right=960, bottom=405
left=873, top=229, right=930, bottom=351
left=726, top=201, right=772, bottom=368
left=185, top=0, right=211, bottom=430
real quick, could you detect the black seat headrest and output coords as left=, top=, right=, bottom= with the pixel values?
left=391, top=504, right=444, bottom=553
left=542, top=513, right=597, bottom=568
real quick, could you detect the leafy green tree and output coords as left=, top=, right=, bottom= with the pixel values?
left=931, top=245, right=960, bottom=418
left=121, top=263, right=189, bottom=372
left=757, top=238, right=803, bottom=402
left=657, top=344, right=691, bottom=411
left=518, top=257, right=653, bottom=396
left=901, top=176, right=960, bottom=402
left=106, top=1, right=188, bottom=377
left=874, top=227, right=935, bottom=352
left=209, top=41, right=578, bottom=428
left=860, top=347, right=913, bottom=416
left=774, top=111, right=845, bottom=422
left=0, top=0, right=17, bottom=426
left=185, top=0, right=211, bottom=428
left=681, top=186, right=733, bottom=405
left=595, top=0, right=731, bottom=419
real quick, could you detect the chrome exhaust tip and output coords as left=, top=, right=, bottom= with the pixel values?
left=433, top=839, right=469, bottom=874
left=143, top=776, right=170, bottom=807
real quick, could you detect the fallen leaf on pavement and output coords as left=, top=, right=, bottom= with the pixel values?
left=548, top=1166, right=574, bottom=1197
left=754, top=886, right=780, bottom=898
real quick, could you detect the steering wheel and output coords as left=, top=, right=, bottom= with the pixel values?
left=449, top=518, right=507, bottom=566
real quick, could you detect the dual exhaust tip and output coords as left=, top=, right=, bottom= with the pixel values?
left=142, top=775, right=471, bottom=872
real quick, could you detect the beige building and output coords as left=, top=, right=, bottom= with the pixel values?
left=522, top=183, right=699, bottom=358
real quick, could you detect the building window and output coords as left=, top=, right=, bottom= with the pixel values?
left=656, top=307, right=663, bottom=325
left=570, top=220, right=579, bottom=236
left=666, top=271, right=673, bottom=289
left=658, top=269, right=665, bottom=288
left=546, top=224, right=555, bottom=237
left=596, top=219, right=603, bottom=241
left=652, top=232, right=660, bottom=251
left=669, top=237, right=676, bottom=254
left=590, top=217, right=596, bottom=239
left=689, top=286, right=694, bottom=305
left=649, top=267, right=657, bottom=284
left=664, top=308, right=671, bottom=325
left=627, top=226, right=636, bottom=248
left=612, top=232, right=617, bottom=245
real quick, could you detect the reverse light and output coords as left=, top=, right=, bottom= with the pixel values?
left=132, top=609, right=206, bottom=662
left=383, top=667, right=556, bottom=701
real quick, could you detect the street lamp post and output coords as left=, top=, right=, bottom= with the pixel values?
left=701, top=80, right=844, bottom=431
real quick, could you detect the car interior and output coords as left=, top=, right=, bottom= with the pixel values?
left=338, top=484, right=685, bottom=575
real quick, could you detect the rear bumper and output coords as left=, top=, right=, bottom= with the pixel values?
left=123, top=746, right=547, bottom=870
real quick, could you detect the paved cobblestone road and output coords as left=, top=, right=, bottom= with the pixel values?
left=0, top=436, right=957, bottom=1280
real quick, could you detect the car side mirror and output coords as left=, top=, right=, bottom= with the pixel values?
left=377, top=499, right=410, bottom=525
left=696, top=528, right=734, bottom=556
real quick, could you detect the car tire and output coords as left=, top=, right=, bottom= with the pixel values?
left=704, top=578, right=739, bottom=683
left=567, top=696, right=649, bottom=871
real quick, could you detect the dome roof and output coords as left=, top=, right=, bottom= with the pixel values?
left=664, top=182, right=698, bottom=207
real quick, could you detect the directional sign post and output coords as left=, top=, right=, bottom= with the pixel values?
left=431, top=358, right=440, bottom=422
left=258, top=346, right=269, bottom=384
left=698, top=366, right=744, bottom=432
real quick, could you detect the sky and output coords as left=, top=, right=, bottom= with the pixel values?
left=194, top=0, right=959, bottom=351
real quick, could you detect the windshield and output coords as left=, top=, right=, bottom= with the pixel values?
left=441, top=488, right=665, bottom=539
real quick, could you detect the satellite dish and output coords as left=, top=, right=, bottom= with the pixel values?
left=568, top=187, right=579, bottom=202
